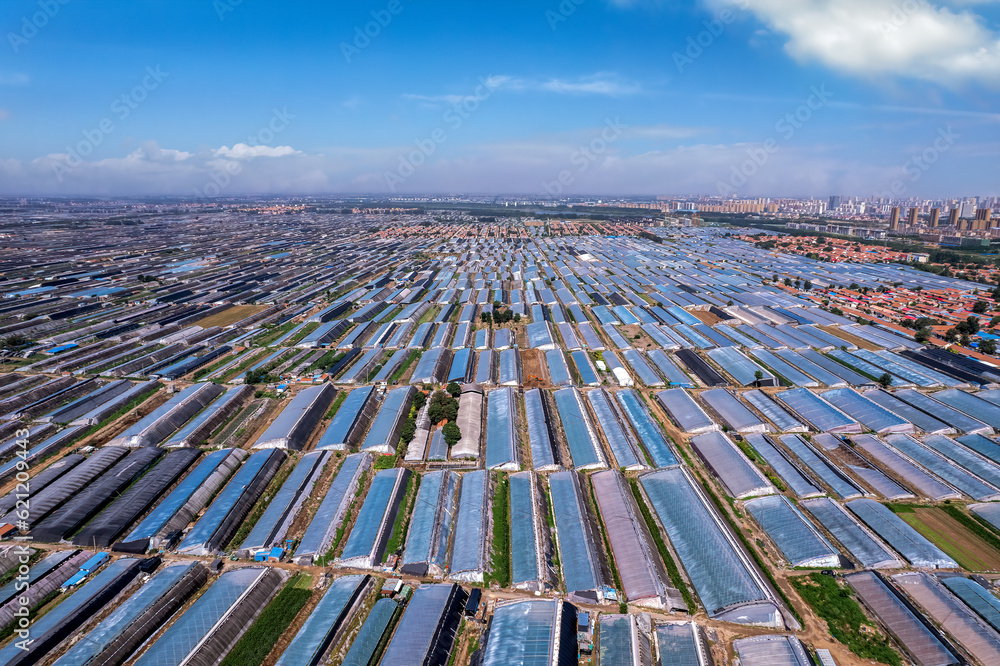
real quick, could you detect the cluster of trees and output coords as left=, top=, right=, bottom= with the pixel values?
left=481, top=302, right=521, bottom=326
left=401, top=385, right=463, bottom=447
left=1, top=334, right=31, bottom=351
left=243, top=368, right=278, bottom=385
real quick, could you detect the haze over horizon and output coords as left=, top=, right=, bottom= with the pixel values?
left=2, top=0, right=999, bottom=198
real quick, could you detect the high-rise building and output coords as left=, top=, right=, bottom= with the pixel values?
left=961, top=201, right=977, bottom=218
left=929, top=208, right=939, bottom=228
left=828, top=195, right=842, bottom=211
left=948, top=207, right=959, bottom=227
left=889, top=207, right=900, bottom=230
left=975, top=208, right=991, bottom=221
left=907, top=207, right=918, bottom=226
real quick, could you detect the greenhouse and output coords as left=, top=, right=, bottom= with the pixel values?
left=485, top=388, right=519, bottom=470
left=645, top=350, right=694, bottom=387
left=690, top=431, right=774, bottom=499
left=549, top=470, right=609, bottom=604
left=587, top=389, right=644, bottom=470
left=294, top=452, right=372, bottom=565
left=654, top=622, right=712, bottom=666
left=797, top=349, right=872, bottom=386
left=853, top=435, right=962, bottom=501
left=510, top=471, right=554, bottom=592
left=54, top=561, right=208, bottom=666
left=338, top=348, right=385, bottom=384
left=163, top=384, right=252, bottom=448
left=524, top=388, right=558, bottom=470
left=614, top=389, right=678, bottom=468
left=799, top=498, right=902, bottom=569
left=749, top=349, right=818, bottom=387
left=620, top=349, right=664, bottom=387
left=117, top=447, right=246, bottom=552
left=892, top=572, right=1000, bottom=666
left=72, top=448, right=201, bottom=548
left=845, top=571, right=961, bottom=666
left=591, top=470, right=682, bottom=610
left=732, top=635, right=813, bottom=666
left=861, top=389, right=954, bottom=435
left=743, top=434, right=822, bottom=499
left=237, top=450, right=331, bottom=557
left=743, top=495, right=839, bottom=568
left=553, top=388, right=607, bottom=470
left=898, top=434, right=1000, bottom=500
left=699, top=388, right=768, bottom=433
left=379, top=583, right=467, bottom=666
left=316, top=385, right=377, bottom=451
left=340, top=598, right=400, bottom=666
left=933, top=389, right=1000, bottom=429
left=2, top=446, right=129, bottom=531
left=958, top=433, right=1000, bottom=469
left=526, top=321, right=558, bottom=350
left=41, top=379, right=133, bottom=424
left=777, top=434, right=863, bottom=499
left=598, top=614, right=654, bottom=666
left=451, top=385, right=483, bottom=460
left=176, top=449, right=285, bottom=556
left=820, top=388, right=912, bottom=434
left=481, top=598, right=578, bottom=666
left=655, top=388, right=718, bottom=434
left=896, top=389, right=994, bottom=434
left=448, top=347, right=473, bottom=383
left=450, top=470, right=491, bottom=582
left=740, top=390, right=806, bottom=432
left=401, top=470, right=458, bottom=577
left=675, top=349, right=727, bottom=387
left=0, top=426, right=85, bottom=483
left=545, top=349, right=573, bottom=386
left=275, top=574, right=372, bottom=666
left=570, top=350, right=602, bottom=386
left=0, top=557, right=147, bottom=666
left=107, top=382, right=225, bottom=448
left=846, top=499, right=958, bottom=568
left=410, top=346, right=452, bottom=384
left=0, top=551, right=90, bottom=628
left=474, top=349, right=494, bottom=384
left=639, top=467, right=783, bottom=627
left=775, top=388, right=861, bottom=433
left=68, top=381, right=159, bottom=427
left=253, top=383, right=335, bottom=450
left=337, top=467, right=410, bottom=569
left=360, top=385, right=414, bottom=454
left=940, top=576, right=1000, bottom=635
left=497, top=348, right=522, bottom=386
left=133, top=567, right=283, bottom=666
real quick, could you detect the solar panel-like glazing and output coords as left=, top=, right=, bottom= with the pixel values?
left=800, top=497, right=901, bottom=569
left=553, top=388, right=606, bottom=470
left=846, top=499, right=958, bottom=568
left=744, top=495, right=839, bottom=568
left=614, top=389, right=678, bottom=468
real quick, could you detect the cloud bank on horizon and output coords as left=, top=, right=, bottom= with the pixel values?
left=0, top=0, right=997, bottom=197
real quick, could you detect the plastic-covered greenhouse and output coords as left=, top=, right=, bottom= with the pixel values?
left=940, top=576, right=1000, bottom=635
left=450, top=470, right=491, bottom=582
left=861, top=389, right=953, bottom=435
left=380, top=583, right=467, bottom=666
left=820, top=388, right=913, bottom=434
left=743, top=494, right=839, bottom=568
left=775, top=388, right=860, bottom=433
left=591, top=470, right=683, bottom=610
left=639, top=467, right=783, bottom=627
left=72, top=448, right=200, bottom=548
left=932, top=389, right=1000, bottom=429
left=163, top=384, right=252, bottom=448
left=699, top=388, right=768, bottom=433
left=654, top=622, right=712, bottom=666
left=452, top=385, right=483, bottom=459
left=741, top=390, right=806, bottom=432
left=340, top=597, right=400, bottom=666
left=732, top=635, right=813, bottom=666
left=402, top=470, right=458, bottom=577
left=852, top=434, right=961, bottom=501
left=549, top=470, right=609, bottom=603
left=360, top=386, right=414, bottom=454
left=800, top=497, right=902, bottom=569
left=53, top=561, right=208, bottom=666
left=553, top=388, right=607, bottom=470
left=481, top=599, right=578, bottom=666
left=485, top=388, right=518, bottom=470
left=275, top=574, right=371, bottom=666
left=743, top=434, right=821, bottom=498
left=646, top=350, right=694, bottom=387
left=846, top=499, right=958, bottom=568
left=597, top=614, right=653, bottom=666
left=894, top=389, right=991, bottom=435
left=316, top=385, right=377, bottom=451
left=133, top=567, right=283, bottom=666
left=176, top=449, right=284, bottom=556
left=117, top=447, right=246, bottom=552
left=253, top=383, right=335, bottom=450
left=690, top=431, right=774, bottom=499
left=337, top=467, right=410, bottom=569
left=237, top=450, right=330, bottom=556
left=778, top=434, right=864, bottom=500
left=587, top=389, right=644, bottom=470
left=706, top=347, right=775, bottom=387
left=294, top=452, right=372, bottom=565
left=614, top=389, right=678, bottom=468
left=524, top=388, right=558, bottom=470
left=885, top=434, right=1000, bottom=501
left=510, top=471, right=554, bottom=592
left=656, top=389, right=718, bottom=434
left=107, top=382, right=225, bottom=448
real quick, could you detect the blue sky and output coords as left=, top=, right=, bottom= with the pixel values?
left=1, top=0, right=998, bottom=197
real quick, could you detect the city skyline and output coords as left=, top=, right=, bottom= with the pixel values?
left=1, top=0, right=999, bottom=197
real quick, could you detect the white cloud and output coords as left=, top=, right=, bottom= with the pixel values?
left=403, top=73, right=640, bottom=106
left=214, top=143, right=300, bottom=159
left=715, top=0, right=1000, bottom=86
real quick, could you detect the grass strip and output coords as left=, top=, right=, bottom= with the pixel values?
left=219, top=573, right=313, bottom=666
left=383, top=471, right=420, bottom=562
left=628, top=477, right=696, bottom=610
left=485, top=473, right=511, bottom=587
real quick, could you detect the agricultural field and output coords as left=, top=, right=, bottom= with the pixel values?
left=895, top=506, right=1000, bottom=572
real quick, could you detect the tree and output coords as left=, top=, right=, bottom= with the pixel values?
left=480, top=311, right=493, bottom=327
left=803, top=280, right=812, bottom=291
left=945, top=328, right=960, bottom=343
left=400, top=419, right=417, bottom=443
left=412, top=390, right=427, bottom=412
left=973, top=300, right=990, bottom=314
left=961, top=334, right=972, bottom=347
left=446, top=381, right=462, bottom=398
left=990, top=316, right=1000, bottom=328
left=1, top=334, right=31, bottom=350
left=783, top=278, right=792, bottom=286
left=981, top=339, right=997, bottom=355
left=914, top=327, right=932, bottom=344
left=754, top=370, right=764, bottom=384
left=877, top=373, right=893, bottom=389
left=442, top=421, right=462, bottom=447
